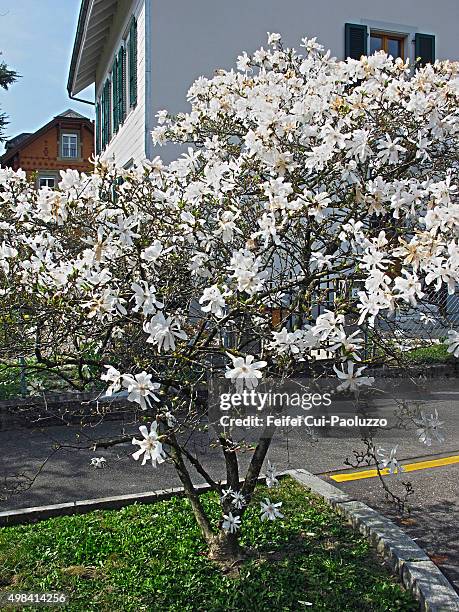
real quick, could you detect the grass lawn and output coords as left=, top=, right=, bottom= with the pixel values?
left=0, top=478, right=417, bottom=611
left=403, top=342, right=454, bottom=365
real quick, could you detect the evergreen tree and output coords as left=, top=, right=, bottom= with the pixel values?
left=0, top=54, right=19, bottom=142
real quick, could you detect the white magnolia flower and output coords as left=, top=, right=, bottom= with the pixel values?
left=144, top=313, right=188, bottom=352
left=252, top=213, right=280, bottom=246
left=229, top=249, right=267, bottom=295
left=58, top=168, right=81, bottom=190
left=230, top=491, right=247, bottom=510
left=419, top=312, right=437, bottom=325
left=163, top=411, right=177, bottom=428
left=260, top=498, right=284, bottom=521
left=101, top=365, right=123, bottom=396
left=215, top=210, right=241, bottom=244
left=311, top=251, right=334, bottom=271
left=199, top=285, right=228, bottom=318
left=0, top=242, right=18, bottom=273
left=312, top=310, right=345, bottom=341
left=141, top=240, right=170, bottom=263
left=266, top=460, right=279, bottom=488
left=189, top=252, right=212, bottom=278
left=131, top=281, right=164, bottom=315
left=236, top=52, right=251, bottom=72
left=377, top=446, right=404, bottom=476
left=122, top=371, right=160, bottom=410
left=90, top=457, right=107, bottom=468
left=333, top=362, right=374, bottom=392
left=377, top=135, right=406, bottom=165
left=328, top=329, right=364, bottom=360
left=267, top=32, right=281, bottom=46
left=132, top=423, right=166, bottom=467
left=414, top=409, right=445, bottom=446
left=446, top=329, right=459, bottom=357
left=225, top=353, right=267, bottom=391
left=83, top=289, right=127, bottom=321
left=269, top=328, right=302, bottom=355
left=394, top=272, right=424, bottom=306
left=220, top=487, right=234, bottom=502
left=222, top=512, right=241, bottom=533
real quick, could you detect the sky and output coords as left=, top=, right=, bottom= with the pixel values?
left=0, top=0, right=94, bottom=152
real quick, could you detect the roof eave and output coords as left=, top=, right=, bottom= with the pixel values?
left=67, top=0, right=92, bottom=96
left=68, top=0, right=119, bottom=97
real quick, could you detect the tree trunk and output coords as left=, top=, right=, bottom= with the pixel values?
left=209, top=530, right=245, bottom=563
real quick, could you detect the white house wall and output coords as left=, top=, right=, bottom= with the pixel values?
left=148, top=0, right=459, bottom=161
left=96, top=0, right=146, bottom=166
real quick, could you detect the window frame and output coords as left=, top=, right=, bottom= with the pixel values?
left=38, top=176, right=56, bottom=189
left=369, top=31, right=406, bottom=60
left=37, top=172, right=58, bottom=190
left=61, top=132, right=79, bottom=159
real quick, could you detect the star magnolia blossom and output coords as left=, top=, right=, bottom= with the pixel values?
left=333, top=362, right=374, bottom=392
left=132, top=423, right=166, bottom=467
left=377, top=446, right=404, bottom=477
left=230, top=491, right=247, bottom=510
left=90, top=457, right=106, bottom=468
left=265, top=461, right=279, bottom=488
left=222, top=512, right=241, bottom=533
left=143, top=313, right=188, bottom=352
left=122, top=371, right=160, bottom=410
left=413, top=410, right=445, bottom=446
left=199, top=284, right=229, bottom=318
left=446, top=330, right=459, bottom=357
left=260, top=498, right=284, bottom=521
left=225, top=353, right=267, bottom=391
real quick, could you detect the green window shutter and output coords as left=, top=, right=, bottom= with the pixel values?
left=129, top=17, right=137, bottom=107
left=118, top=47, right=126, bottom=124
left=107, top=80, right=112, bottom=140
left=345, top=23, right=368, bottom=60
left=112, top=60, right=119, bottom=133
left=415, top=33, right=435, bottom=67
left=102, top=80, right=111, bottom=146
left=95, top=101, right=101, bottom=154
left=100, top=92, right=105, bottom=149
left=101, top=85, right=107, bottom=149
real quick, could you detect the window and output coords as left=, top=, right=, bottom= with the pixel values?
left=62, top=133, right=78, bottom=158
left=38, top=176, right=55, bottom=188
left=345, top=23, right=435, bottom=65
left=370, top=32, right=405, bottom=59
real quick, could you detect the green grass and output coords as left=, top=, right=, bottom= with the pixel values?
left=403, top=342, right=454, bottom=365
left=0, top=478, right=417, bottom=611
left=0, top=361, right=103, bottom=400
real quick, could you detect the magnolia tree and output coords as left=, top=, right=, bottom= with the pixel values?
left=1, top=35, right=459, bottom=561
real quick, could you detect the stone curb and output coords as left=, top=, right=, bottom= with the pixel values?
left=1, top=470, right=458, bottom=610
left=0, top=483, right=213, bottom=526
left=288, top=469, right=459, bottom=612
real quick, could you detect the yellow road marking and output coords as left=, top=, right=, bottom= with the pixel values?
left=330, top=455, right=459, bottom=482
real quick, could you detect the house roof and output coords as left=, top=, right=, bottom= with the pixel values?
left=5, top=132, right=32, bottom=150
left=58, top=109, right=89, bottom=119
left=0, top=111, right=93, bottom=166
left=68, top=0, right=119, bottom=96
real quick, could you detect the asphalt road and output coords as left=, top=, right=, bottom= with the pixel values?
left=1, top=392, right=458, bottom=591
